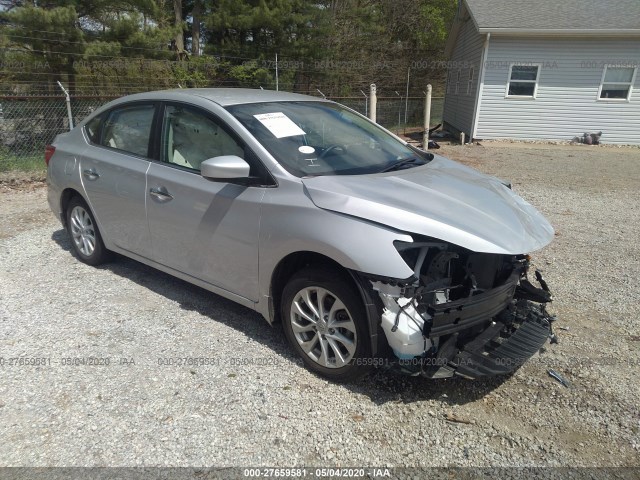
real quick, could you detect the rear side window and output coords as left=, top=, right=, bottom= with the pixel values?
left=101, top=104, right=155, bottom=157
left=84, top=114, right=103, bottom=144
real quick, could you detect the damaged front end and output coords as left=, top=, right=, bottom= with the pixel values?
left=371, top=239, right=556, bottom=379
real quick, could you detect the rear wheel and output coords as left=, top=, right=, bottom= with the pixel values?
left=66, top=196, right=109, bottom=266
left=281, top=267, right=370, bottom=382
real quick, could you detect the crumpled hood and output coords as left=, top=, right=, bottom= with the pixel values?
left=302, top=155, right=554, bottom=254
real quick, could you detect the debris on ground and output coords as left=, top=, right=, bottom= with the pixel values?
left=444, top=412, right=476, bottom=425
left=548, top=369, right=571, bottom=388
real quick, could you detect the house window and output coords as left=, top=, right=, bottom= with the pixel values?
left=506, top=64, right=540, bottom=98
left=598, top=66, right=636, bottom=100
left=455, top=69, right=461, bottom=94
left=467, top=67, right=475, bottom=95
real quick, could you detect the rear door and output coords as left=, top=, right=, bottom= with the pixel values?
left=80, top=102, right=157, bottom=259
left=146, top=102, right=269, bottom=302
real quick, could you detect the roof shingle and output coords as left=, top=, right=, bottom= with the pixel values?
left=464, top=0, right=640, bottom=31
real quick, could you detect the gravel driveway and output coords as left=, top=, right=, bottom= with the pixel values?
left=0, top=142, right=638, bottom=468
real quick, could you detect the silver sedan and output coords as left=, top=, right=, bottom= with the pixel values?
left=46, top=89, right=556, bottom=382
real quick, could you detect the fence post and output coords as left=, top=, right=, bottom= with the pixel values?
left=423, top=84, right=432, bottom=149
left=404, top=67, right=410, bottom=124
left=57, top=81, right=74, bottom=130
left=369, top=83, right=377, bottom=123
left=275, top=52, right=279, bottom=91
left=395, top=91, right=402, bottom=133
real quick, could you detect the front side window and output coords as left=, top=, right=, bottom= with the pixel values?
left=599, top=66, right=636, bottom=100
left=101, top=104, right=155, bottom=157
left=161, top=104, right=244, bottom=171
left=227, top=101, right=431, bottom=177
left=507, top=65, right=540, bottom=97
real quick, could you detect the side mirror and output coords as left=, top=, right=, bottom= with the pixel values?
left=200, top=155, right=250, bottom=180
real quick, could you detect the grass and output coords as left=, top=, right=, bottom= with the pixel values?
left=0, top=153, right=47, bottom=185
left=0, top=153, right=46, bottom=174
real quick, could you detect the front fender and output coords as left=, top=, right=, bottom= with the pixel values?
left=257, top=184, right=414, bottom=315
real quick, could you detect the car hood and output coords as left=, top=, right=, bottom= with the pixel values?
left=301, top=155, right=554, bottom=254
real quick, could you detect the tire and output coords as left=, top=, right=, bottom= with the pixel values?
left=281, top=267, right=371, bottom=382
left=65, top=196, right=109, bottom=266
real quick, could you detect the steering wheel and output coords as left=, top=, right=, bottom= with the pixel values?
left=318, top=145, right=345, bottom=159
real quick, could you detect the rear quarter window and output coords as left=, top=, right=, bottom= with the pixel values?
left=84, top=114, right=103, bottom=144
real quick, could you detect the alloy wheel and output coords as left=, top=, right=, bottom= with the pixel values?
left=69, top=205, right=96, bottom=257
left=289, top=286, right=358, bottom=368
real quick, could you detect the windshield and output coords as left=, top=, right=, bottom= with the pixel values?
left=226, top=101, right=431, bottom=177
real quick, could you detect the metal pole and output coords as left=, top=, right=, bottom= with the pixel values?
left=275, top=53, right=279, bottom=91
left=57, top=81, right=73, bottom=130
left=404, top=67, right=410, bottom=125
left=423, top=84, right=432, bottom=149
left=369, top=84, right=377, bottom=123
left=395, top=91, right=401, bottom=132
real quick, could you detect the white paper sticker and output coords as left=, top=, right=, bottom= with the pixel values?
left=254, top=112, right=306, bottom=138
left=298, top=146, right=315, bottom=154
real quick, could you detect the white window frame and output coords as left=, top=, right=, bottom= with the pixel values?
left=454, top=69, right=461, bottom=95
left=597, top=65, right=637, bottom=102
left=505, top=63, right=541, bottom=99
left=467, top=67, right=475, bottom=95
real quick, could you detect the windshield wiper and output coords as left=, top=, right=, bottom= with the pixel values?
left=379, top=157, right=426, bottom=173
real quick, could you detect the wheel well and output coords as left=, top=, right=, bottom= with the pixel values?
left=60, top=188, right=84, bottom=227
left=270, top=252, right=353, bottom=323
left=270, top=251, right=385, bottom=357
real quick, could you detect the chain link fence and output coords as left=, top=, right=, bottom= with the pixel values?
left=0, top=94, right=118, bottom=172
left=0, top=91, right=444, bottom=173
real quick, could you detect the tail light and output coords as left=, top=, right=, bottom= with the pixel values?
left=44, top=145, right=56, bottom=166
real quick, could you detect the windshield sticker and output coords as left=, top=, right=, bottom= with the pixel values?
left=298, top=146, right=315, bottom=154
left=254, top=112, right=306, bottom=138
left=305, top=158, right=321, bottom=167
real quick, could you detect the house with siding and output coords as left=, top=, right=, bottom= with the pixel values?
left=442, top=0, right=640, bottom=144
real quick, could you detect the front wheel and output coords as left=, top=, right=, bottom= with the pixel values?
left=65, top=196, right=109, bottom=266
left=281, top=267, right=371, bottom=382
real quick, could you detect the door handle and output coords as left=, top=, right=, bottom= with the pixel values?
left=82, top=168, right=100, bottom=180
left=149, top=187, right=174, bottom=202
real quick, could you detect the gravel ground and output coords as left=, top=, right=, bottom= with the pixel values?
left=0, top=142, right=638, bottom=468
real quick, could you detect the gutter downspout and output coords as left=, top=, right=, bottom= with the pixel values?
left=471, top=33, right=490, bottom=141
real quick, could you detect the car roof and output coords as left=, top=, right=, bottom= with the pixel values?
left=117, top=88, right=326, bottom=107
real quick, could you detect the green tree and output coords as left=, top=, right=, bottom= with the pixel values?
left=0, top=5, right=84, bottom=92
left=0, top=0, right=458, bottom=95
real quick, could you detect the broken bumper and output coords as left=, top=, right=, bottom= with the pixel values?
left=424, top=301, right=552, bottom=379
left=426, top=271, right=519, bottom=338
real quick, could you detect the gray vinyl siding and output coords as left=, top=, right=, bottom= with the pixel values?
left=442, top=18, right=484, bottom=137
left=475, top=37, right=640, bottom=144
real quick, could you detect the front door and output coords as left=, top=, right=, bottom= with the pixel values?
left=146, top=103, right=266, bottom=302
